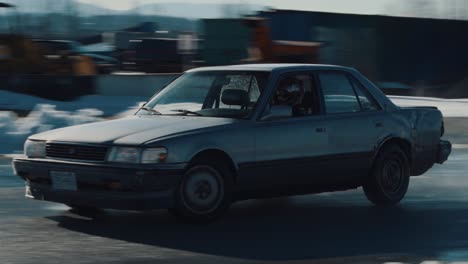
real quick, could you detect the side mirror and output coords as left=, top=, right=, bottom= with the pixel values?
left=261, top=105, right=292, bottom=121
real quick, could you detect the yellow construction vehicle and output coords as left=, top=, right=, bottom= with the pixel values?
left=0, top=2, right=97, bottom=75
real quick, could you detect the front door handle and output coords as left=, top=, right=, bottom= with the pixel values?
left=375, top=122, right=384, bottom=128
left=315, top=127, right=327, bottom=133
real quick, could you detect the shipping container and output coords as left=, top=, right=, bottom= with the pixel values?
left=200, top=19, right=250, bottom=65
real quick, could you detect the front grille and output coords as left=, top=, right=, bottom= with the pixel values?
left=46, top=143, right=108, bottom=162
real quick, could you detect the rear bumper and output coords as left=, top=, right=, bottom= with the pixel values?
left=13, top=158, right=186, bottom=210
left=437, top=140, right=452, bottom=164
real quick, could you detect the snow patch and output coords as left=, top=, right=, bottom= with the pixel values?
left=0, top=90, right=148, bottom=154
left=0, top=90, right=146, bottom=117
left=0, top=105, right=106, bottom=154
left=390, top=96, right=468, bottom=117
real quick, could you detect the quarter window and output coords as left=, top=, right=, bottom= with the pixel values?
left=350, top=78, right=381, bottom=111
left=318, top=72, right=361, bottom=114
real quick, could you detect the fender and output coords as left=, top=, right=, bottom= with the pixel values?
left=373, top=134, right=413, bottom=162
left=187, top=147, right=239, bottom=171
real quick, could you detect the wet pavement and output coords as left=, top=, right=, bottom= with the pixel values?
left=1, top=149, right=468, bottom=264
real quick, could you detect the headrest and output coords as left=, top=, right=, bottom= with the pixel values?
left=221, top=89, right=249, bottom=106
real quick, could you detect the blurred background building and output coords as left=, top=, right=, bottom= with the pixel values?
left=1, top=0, right=468, bottom=99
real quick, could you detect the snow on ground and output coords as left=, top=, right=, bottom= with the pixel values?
left=389, top=96, right=468, bottom=117
left=0, top=105, right=109, bottom=154
left=0, top=90, right=146, bottom=117
left=0, top=91, right=149, bottom=154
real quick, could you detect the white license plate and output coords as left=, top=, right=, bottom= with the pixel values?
left=50, top=171, right=77, bottom=191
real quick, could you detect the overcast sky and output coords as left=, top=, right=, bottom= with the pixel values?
left=76, top=0, right=390, bottom=13
left=74, top=0, right=465, bottom=19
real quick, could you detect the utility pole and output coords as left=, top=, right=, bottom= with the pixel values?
left=65, top=0, right=80, bottom=38
left=43, top=0, right=54, bottom=37
left=131, top=0, right=140, bottom=26
left=221, top=4, right=235, bottom=18
left=463, top=0, right=468, bottom=19
left=451, top=0, right=458, bottom=19
left=408, top=0, right=435, bottom=18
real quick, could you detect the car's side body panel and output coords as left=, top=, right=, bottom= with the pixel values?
left=122, top=65, right=445, bottom=194
left=243, top=115, right=331, bottom=189
left=144, top=66, right=444, bottom=196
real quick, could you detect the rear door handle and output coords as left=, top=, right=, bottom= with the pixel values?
left=375, top=122, right=384, bottom=128
left=315, top=127, right=326, bottom=133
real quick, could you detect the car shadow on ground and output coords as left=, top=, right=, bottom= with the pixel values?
left=47, top=194, right=468, bottom=261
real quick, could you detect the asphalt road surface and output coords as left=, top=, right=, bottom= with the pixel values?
left=1, top=149, right=468, bottom=264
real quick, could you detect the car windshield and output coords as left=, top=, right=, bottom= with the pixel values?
left=141, top=71, right=270, bottom=119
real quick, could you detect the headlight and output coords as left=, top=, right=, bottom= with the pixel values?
left=24, top=140, right=46, bottom=158
left=107, top=147, right=168, bottom=164
left=141, top=148, right=168, bottom=164
left=108, top=147, right=140, bottom=163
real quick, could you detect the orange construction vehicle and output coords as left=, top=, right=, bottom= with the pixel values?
left=244, top=17, right=320, bottom=64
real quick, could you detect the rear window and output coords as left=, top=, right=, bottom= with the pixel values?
left=318, top=72, right=361, bottom=114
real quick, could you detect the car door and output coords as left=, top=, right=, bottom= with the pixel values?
left=239, top=72, right=331, bottom=191
left=316, top=70, right=385, bottom=184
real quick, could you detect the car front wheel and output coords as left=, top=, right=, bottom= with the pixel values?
left=170, top=159, right=233, bottom=223
left=363, top=144, right=410, bottom=205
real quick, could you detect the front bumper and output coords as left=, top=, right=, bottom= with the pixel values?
left=13, top=158, right=186, bottom=210
left=437, top=140, right=452, bottom=164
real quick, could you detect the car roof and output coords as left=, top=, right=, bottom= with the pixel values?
left=186, top=64, right=353, bottom=73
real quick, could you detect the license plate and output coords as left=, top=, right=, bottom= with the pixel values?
left=50, top=171, right=77, bottom=191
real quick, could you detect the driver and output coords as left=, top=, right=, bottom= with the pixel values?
left=273, top=77, right=306, bottom=115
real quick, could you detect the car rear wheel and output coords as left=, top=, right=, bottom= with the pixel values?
left=170, top=159, right=233, bottom=223
left=363, top=144, right=410, bottom=205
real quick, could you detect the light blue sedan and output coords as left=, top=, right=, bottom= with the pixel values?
left=13, top=64, right=451, bottom=222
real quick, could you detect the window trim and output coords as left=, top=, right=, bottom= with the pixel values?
left=346, top=74, right=383, bottom=112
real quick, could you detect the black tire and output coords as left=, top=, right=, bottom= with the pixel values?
left=170, top=158, right=233, bottom=223
left=363, top=144, right=410, bottom=206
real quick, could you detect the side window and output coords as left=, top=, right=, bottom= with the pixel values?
left=350, top=78, right=381, bottom=111
left=318, top=72, right=360, bottom=114
left=271, top=74, right=316, bottom=117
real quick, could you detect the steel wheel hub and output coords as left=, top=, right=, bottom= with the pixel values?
left=381, top=159, right=403, bottom=193
left=182, top=166, right=223, bottom=214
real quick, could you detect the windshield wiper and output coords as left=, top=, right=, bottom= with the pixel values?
left=139, top=106, right=162, bottom=115
left=170, top=109, right=203, bottom=116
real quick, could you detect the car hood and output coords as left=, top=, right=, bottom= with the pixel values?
left=29, top=115, right=237, bottom=145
